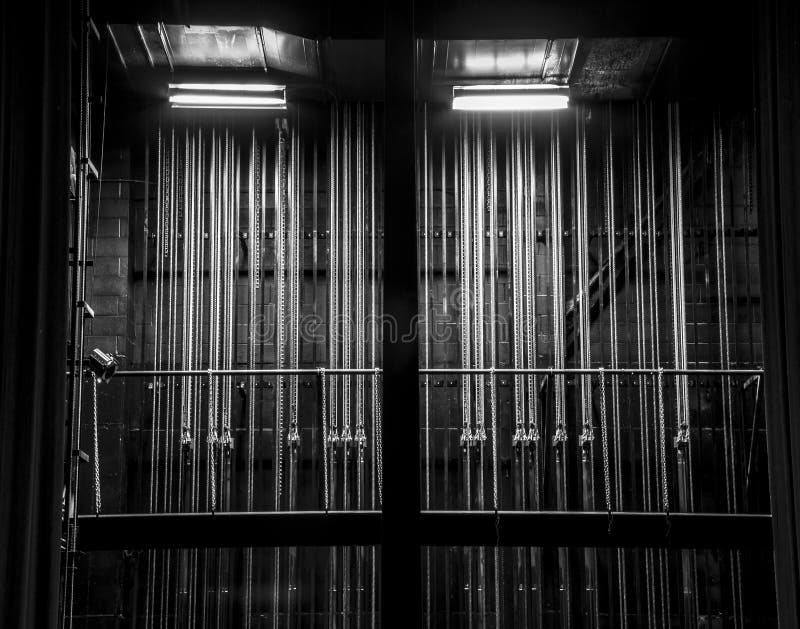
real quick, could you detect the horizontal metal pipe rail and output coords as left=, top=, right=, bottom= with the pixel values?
left=77, top=510, right=772, bottom=551
left=68, top=367, right=384, bottom=378
left=419, top=367, right=764, bottom=376
left=70, top=367, right=762, bottom=378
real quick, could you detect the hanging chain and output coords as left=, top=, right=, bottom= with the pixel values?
left=92, top=375, right=102, bottom=515
left=599, top=368, right=611, bottom=515
left=320, top=368, right=329, bottom=511
left=490, top=368, right=499, bottom=510
left=374, top=368, right=383, bottom=506
left=657, top=367, right=670, bottom=513
left=207, top=369, right=217, bottom=512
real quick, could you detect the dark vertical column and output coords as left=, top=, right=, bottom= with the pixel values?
left=756, top=0, right=800, bottom=625
left=383, top=1, right=422, bottom=627
left=0, top=0, right=71, bottom=626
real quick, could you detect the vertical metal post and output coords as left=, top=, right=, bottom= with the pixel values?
left=383, top=1, right=421, bottom=626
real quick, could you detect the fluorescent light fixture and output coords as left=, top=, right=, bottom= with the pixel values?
left=167, top=83, right=286, bottom=109
left=168, top=83, right=284, bottom=92
left=452, top=84, right=569, bottom=111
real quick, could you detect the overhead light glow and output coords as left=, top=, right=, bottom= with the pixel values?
left=168, top=83, right=285, bottom=92
left=452, top=84, right=569, bottom=111
left=167, top=83, right=286, bottom=109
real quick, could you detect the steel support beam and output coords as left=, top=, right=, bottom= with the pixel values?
left=77, top=511, right=772, bottom=551
left=77, top=511, right=382, bottom=550
left=419, top=511, right=773, bottom=550
left=383, top=0, right=421, bottom=626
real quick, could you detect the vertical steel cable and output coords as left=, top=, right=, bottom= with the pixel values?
left=713, top=113, right=737, bottom=512
left=458, top=117, right=472, bottom=446
left=511, top=116, right=527, bottom=445
left=604, top=105, right=622, bottom=509
left=632, top=105, right=656, bottom=628
left=371, top=104, right=378, bottom=510
left=550, top=114, right=567, bottom=446
left=713, top=113, right=744, bottom=629
left=423, top=104, right=431, bottom=507
left=473, top=119, right=486, bottom=445
left=355, top=105, right=366, bottom=457
left=288, top=119, right=301, bottom=450
left=329, top=105, right=340, bottom=447
left=605, top=104, right=628, bottom=628
left=246, top=129, right=256, bottom=514
left=342, top=106, right=352, bottom=447
left=524, top=119, right=539, bottom=444
left=486, top=122, right=499, bottom=508
left=576, top=106, right=593, bottom=446
left=668, top=104, right=691, bottom=449
left=275, top=122, right=288, bottom=508
left=370, top=105, right=379, bottom=627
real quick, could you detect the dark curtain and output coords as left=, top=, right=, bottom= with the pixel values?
left=757, top=0, right=800, bottom=625
left=0, top=0, right=71, bottom=626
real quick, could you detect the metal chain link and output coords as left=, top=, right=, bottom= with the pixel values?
left=657, top=367, right=670, bottom=513
left=320, top=368, right=329, bottom=511
left=599, top=368, right=611, bottom=514
left=207, top=370, right=217, bottom=512
left=92, top=375, right=102, bottom=515
left=374, top=368, right=383, bottom=506
left=490, top=368, right=498, bottom=510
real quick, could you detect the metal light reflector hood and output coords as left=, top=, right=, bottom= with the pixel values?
left=452, top=84, right=569, bottom=111
left=168, top=83, right=286, bottom=109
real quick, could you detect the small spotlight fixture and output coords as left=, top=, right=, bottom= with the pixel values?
left=168, top=83, right=287, bottom=110
left=86, top=348, right=118, bottom=383
left=452, top=84, right=569, bottom=112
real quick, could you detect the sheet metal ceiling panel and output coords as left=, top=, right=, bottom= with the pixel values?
left=106, top=24, right=149, bottom=67
left=569, top=38, right=670, bottom=99
left=260, top=27, right=320, bottom=78
left=432, top=39, right=578, bottom=84
left=162, top=25, right=263, bottom=67
left=108, top=23, right=320, bottom=77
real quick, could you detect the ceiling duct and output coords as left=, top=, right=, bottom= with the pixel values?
left=108, top=23, right=320, bottom=78
left=431, top=38, right=578, bottom=84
